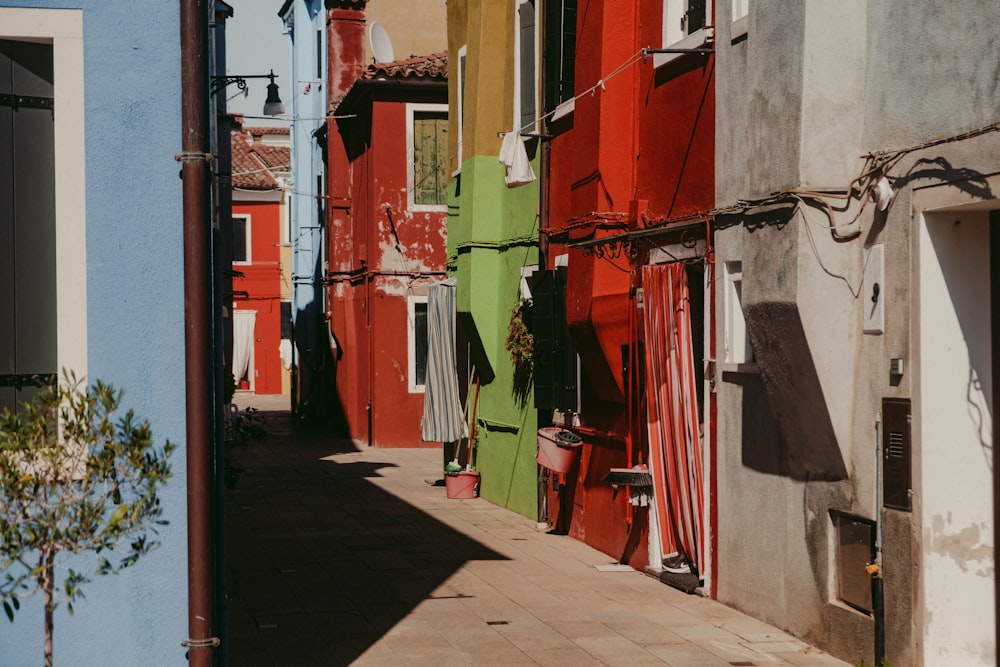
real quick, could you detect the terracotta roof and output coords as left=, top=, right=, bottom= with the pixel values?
left=361, top=51, right=447, bottom=81
left=230, top=127, right=290, bottom=191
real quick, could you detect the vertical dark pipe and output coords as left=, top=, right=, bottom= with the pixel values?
left=990, top=214, right=1000, bottom=662
left=180, top=1, right=216, bottom=664
left=873, top=574, right=885, bottom=665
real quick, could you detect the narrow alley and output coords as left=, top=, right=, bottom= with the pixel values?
left=225, top=401, right=849, bottom=667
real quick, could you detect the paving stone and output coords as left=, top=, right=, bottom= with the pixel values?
left=224, top=409, right=850, bottom=666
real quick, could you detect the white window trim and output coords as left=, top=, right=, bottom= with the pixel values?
left=721, top=261, right=756, bottom=370
left=233, top=213, right=252, bottom=265
left=731, top=0, right=748, bottom=40
left=407, top=295, right=428, bottom=393
left=406, top=102, right=449, bottom=213
left=513, top=0, right=539, bottom=133
left=452, top=44, right=467, bottom=177
left=1, top=8, right=87, bottom=378
left=655, top=0, right=714, bottom=69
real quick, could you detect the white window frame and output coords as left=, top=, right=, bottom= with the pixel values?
left=232, top=213, right=252, bottom=265
left=406, top=102, right=449, bottom=212
left=407, top=295, right=429, bottom=393
left=731, top=0, right=749, bottom=40
left=513, top=0, right=539, bottom=133
left=1, top=8, right=87, bottom=379
left=453, top=44, right=467, bottom=177
left=655, top=0, right=714, bottom=68
left=723, top=261, right=754, bottom=367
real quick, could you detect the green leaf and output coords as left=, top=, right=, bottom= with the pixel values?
left=3, top=601, right=13, bottom=622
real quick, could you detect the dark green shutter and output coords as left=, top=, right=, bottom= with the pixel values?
left=414, top=112, right=447, bottom=206
left=532, top=267, right=577, bottom=411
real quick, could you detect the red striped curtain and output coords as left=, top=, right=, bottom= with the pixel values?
left=642, top=262, right=705, bottom=575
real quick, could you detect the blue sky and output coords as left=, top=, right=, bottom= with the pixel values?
left=224, top=0, right=291, bottom=127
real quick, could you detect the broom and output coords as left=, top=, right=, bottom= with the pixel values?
left=446, top=366, right=475, bottom=472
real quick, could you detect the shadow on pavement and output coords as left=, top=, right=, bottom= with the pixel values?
left=224, top=411, right=506, bottom=665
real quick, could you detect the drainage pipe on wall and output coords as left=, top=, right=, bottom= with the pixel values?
left=179, top=0, right=217, bottom=664
left=873, top=410, right=885, bottom=666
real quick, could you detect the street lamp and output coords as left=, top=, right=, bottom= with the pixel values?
left=210, top=69, right=284, bottom=116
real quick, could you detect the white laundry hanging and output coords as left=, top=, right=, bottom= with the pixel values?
left=498, top=131, right=536, bottom=188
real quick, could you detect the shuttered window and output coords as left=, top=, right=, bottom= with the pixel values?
left=412, top=111, right=448, bottom=206
left=543, top=0, right=576, bottom=114
left=518, top=1, right=537, bottom=130
left=1, top=39, right=57, bottom=411
left=532, top=267, right=578, bottom=411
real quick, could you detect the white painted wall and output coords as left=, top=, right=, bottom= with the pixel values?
left=919, top=208, right=995, bottom=665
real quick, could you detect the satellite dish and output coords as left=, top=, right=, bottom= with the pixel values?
left=369, top=22, right=395, bottom=63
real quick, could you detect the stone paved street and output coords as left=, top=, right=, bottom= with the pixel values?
left=225, top=399, right=850, bottom=666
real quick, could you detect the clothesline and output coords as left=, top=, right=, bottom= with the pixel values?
left=504, top=48, right=646, bottom=137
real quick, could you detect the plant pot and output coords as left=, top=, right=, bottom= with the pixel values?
left=445, top=470, right=480, bottom=499
left=536, top=427, right=583, bottom=473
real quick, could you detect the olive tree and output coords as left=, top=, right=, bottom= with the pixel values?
left=0, top=374, right=174, bottom=666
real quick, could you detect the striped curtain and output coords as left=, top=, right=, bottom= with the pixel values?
left=421, top=278, right=468, bottom=442
left=642, top=263, right=705, bottom=575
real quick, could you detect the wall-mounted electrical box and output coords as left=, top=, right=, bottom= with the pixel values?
left=883, top=397, right=912, bottom=512
left=864, top=244, right=885, bottom=334
left=831, top=512, right=875, bottom=614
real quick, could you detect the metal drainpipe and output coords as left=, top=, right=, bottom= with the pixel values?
left=179, top=0, right=217, bottom=664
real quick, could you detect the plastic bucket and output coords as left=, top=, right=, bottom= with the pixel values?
left=536, top=427, right=583, bottom=473
left=445, top=470, right=480, bottom=499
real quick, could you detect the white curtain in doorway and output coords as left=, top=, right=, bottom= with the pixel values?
left=232, top=310, right=256, bottom=385
left=421, top=278, right=467, bottom=442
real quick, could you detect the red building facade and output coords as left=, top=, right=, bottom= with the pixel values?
left=231, top=123, right=291, bottom=397
left=326, top=51, right=450, bottom=447
left=541, top=0, right=715, bottom=586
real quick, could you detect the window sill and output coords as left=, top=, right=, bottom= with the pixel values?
left=410, top=204, right=448, bottom=213
left=654, top=28, right=713, bottom=68
left=719, top=361, right=759, bottom=377
left=731, top=16, right=748, bottom=42
left=551, top=99, right=575, bottom=123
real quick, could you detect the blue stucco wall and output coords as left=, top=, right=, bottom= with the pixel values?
left=0, top=2, right=188, bottom=665
left=283, top=0, right=327, bottom=417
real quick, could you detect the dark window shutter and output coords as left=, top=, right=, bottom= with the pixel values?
left=883, top=397, right=912, bottom=511
left=414, top=302, right=429, bottom=385
left=519, top=1, right=536, bottom=129
left=232, top=217, right=248, bottom=262
left=560, top=0, right=575, bottom=105
left=0, top=39, right=57, bottom=412
left=280, top=302, right=293, bottom=340
left=543, top=0, right=561, bottom=113
left=532, top=267, right=576, bottom=411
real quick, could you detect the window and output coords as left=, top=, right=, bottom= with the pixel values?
left=724, top=262, right=754, bottom=365
left=656, top=0, right=713, bottom=67
left=408, top=296, right=429, bottom=392
left=407, top=104, right=448, bottom=210
left=731, top=0, right=748, bottom=40
left=543, top=0, right=576, bottom=116
left=0, top=9, right=86, bottom=413
left=232, top=214, right=251, bottom=264
left=515, top=0, right=538, bottom=132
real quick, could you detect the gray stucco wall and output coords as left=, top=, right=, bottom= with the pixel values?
left=710, top=1, right=1000, bottom=664
left=864, top=1, right=1000, bottom=149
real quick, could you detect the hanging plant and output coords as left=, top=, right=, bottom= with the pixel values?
left=505, top=299, right=533, bottom=406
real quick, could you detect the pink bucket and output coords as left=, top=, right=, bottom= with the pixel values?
left=536, top=427, right=583, bottom=473
left=445, top=470, right=480, bottom=499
